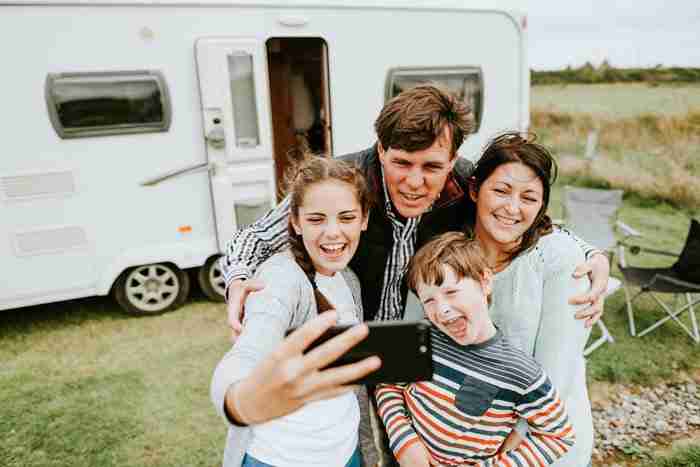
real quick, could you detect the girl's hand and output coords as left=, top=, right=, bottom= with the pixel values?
left=225, top=311, right=381, bottom=424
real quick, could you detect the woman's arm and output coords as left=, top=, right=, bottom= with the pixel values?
left=558, top=227, right=610, bottom=326
left=533, top=232, right=592, bottom=398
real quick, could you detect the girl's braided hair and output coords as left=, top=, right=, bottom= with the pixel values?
left=284, top=153, right=371, bottom=313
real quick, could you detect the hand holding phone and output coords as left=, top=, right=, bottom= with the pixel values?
left=289, top=319, right=433, bottom=385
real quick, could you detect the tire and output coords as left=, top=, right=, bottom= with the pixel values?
left=113, top=262, right=190, bottom=315
left=198, top=255, right=226, bottom=302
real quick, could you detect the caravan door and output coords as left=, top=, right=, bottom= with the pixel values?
left=195, top=38, right=275, bottom=252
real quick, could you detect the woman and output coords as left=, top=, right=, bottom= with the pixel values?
left=466, top=133, right=594, bottom=467
left=211, top=156, right=380, bottom=467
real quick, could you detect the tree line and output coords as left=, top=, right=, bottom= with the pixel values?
left=532, top=62, right=700, bottom=85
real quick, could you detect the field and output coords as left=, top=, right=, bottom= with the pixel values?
left=2, top=83, right=699, bottom=467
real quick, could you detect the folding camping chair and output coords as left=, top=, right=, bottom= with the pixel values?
left=619, top=218, right=700, bottom=343
left=561, top=186, right=642, bottom=355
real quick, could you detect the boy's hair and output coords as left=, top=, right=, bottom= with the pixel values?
left=408, top=232, right=490, bottom=296
left=374, top=83, right=474, bottom=158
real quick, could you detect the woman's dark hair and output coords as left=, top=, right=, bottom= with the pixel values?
left=285, top=155, right=371, bottom=313
left=468, top=132, right=558, bottom=263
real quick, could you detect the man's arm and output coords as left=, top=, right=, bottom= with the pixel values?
left=471, top=373, right=575, bottom=467
left=221, top=196, right=292, bottom=340
left=221, top=195, right=292, bottom=287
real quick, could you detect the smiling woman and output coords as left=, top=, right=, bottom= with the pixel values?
left=464, top=132, right=594, bottom=467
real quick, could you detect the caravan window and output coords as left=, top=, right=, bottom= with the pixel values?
left=45, top=70, right=171, bottom=139
left=386, top=67, right=483, bottom=132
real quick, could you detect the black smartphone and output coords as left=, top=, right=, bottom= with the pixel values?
left=288, top=319, right=434, bottom=385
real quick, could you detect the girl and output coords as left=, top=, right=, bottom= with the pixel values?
left=466, top=133, right=594, bottom=467
left=211, top=156, right=377, bottom=467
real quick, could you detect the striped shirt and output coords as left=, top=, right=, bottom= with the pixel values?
left=376, top=166, right=421, bottom=321
left=376, top=329, right=575, bottom=467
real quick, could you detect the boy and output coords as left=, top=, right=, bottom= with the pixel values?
left=376, top=232, right=575, bottom=467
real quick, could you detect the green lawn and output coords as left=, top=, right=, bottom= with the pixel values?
left=0, top=294, right=230, bottom=467
left=532, top=83, right=700, bottom=118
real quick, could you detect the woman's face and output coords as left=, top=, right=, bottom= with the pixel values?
left=291, top=179, right=368, bottom=276
left=470, top=162, right=544, bottom=252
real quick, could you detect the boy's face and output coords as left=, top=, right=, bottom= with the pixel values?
left=416, top=265, right=493, bottom=346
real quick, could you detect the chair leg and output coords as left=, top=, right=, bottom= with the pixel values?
left=584, top=320, right=615, bottom=357
left=637, top=293, right=700, bottom=343
left=622, top=283, right=644, bottom=336
left=688, top=293, right=700, bottom=343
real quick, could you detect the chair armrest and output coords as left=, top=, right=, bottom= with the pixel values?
left=650, top=274, right=700, bottom=291
left=616, top=220, right=641, bottom=238
left=628, top=246, right=680, bottom=258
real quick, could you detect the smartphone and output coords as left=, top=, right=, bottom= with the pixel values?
left=288, top=319, right=434, bottom=385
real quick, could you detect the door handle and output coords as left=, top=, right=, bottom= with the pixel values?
left=140, top=162, right=209, bottom=186
left=206, top=127, right=226, bottom=149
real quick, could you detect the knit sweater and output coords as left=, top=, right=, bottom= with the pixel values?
left=489, top=228, right=594, bottom=467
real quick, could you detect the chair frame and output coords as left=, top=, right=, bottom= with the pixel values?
left=620, top=247, right=700, bottom=344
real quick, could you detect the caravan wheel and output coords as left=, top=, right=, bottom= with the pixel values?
left=114, top=263, right=190, bottom=315
left=198, top=255, right=226, bottom=302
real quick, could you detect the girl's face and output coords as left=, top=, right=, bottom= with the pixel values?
left=291, top=180, right=368, bottom=276
left=470, top=162, right=544, bottom=253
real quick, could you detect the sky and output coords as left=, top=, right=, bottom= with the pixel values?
left=491, top=0, right=700, bottom=70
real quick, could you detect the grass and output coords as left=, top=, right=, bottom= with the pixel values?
left=0, top=291, right=230, bottom=467
left=531, top=83, right=700, bottom=210
left=642, top=445, right=700, bottom=467
left=532, top=83, right=700, bottom=118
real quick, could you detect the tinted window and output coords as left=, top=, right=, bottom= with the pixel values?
left=386, top=67, right=483, bottom=133
left=46, top=71, right=171, bottom=138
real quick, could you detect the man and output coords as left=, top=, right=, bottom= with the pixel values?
left=222, top=83, right=609, bottom=336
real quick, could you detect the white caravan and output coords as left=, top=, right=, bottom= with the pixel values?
left=0, top=0, right=529, bottom=315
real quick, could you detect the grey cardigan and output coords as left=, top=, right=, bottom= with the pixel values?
left=210, top=251, right=378, bottom=467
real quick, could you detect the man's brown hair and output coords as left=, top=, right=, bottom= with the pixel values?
left=374, top=83, right=474, bottom=158
left=408, top=232, right=490, bottom=296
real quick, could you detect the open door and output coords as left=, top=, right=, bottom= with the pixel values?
left=195, top=38, right=276, bottom=252
left=266, top=37, right=332, bottom=199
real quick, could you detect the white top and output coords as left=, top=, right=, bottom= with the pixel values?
left=315, top=271, right=359, bottom=325
left=247, top=270, right=361, bottom=467
left=489, top=228, right=593, bottom=467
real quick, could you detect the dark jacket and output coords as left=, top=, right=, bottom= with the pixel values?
left=340, top=145, right=475, bottom=321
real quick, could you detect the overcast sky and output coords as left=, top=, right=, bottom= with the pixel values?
left=491, top=0, right=700, bottom=70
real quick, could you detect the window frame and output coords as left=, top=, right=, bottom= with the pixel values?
left=384, top=66, right=484, bottom=133
left=45, top=70, right=172, bottom=139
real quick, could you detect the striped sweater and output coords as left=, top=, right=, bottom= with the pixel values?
left=376, top=329, right=575, bottom=467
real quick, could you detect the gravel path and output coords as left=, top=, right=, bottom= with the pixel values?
left=592, top=381, right=700, bottom=461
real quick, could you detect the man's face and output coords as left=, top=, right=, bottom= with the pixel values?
left=416, top=266, right=493, bottom=346
left=378, top=133, right=456, bottom=219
